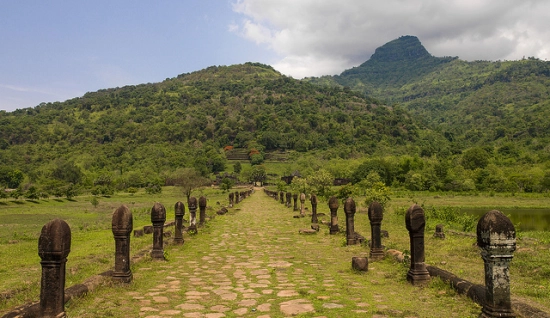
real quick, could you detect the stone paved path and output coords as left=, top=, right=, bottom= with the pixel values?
left=66, top=188, right=480, bottom=317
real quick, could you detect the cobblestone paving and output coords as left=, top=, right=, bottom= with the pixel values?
left=66, top=189, right=481, bottom=317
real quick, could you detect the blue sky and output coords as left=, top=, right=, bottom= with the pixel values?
left=2, top=0, right=549, bottom=112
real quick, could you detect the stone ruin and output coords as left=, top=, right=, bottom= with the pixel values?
left=38, top=218, right=71, bottom=318
left=299, top=193, right=306, bottom=217
left=405, top=204, right=430, bottom=286
left=286, top=192, right=292, bottom=208
left=199, top=196, right=207, bottom=226
left=188, top=197, right=198, bottom=233
left=477, top=210, right=516, bottom=318
left=150, top=202, right=167, bottom=260
left=112, top=205, right=133, bottom=283
left=328, top=196, right=339, bottom=234
left=174, top=201, right=185, bottom=245
left=368, top=201, right=385, bottom=260
left=293, top=193, right=298, bottom=211
left=343, top=198, right=357, bottom=245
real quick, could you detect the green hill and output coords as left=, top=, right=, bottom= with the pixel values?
left=0, top=62, right=421, bottom=192
left=306, top=36, right=550, bottom=154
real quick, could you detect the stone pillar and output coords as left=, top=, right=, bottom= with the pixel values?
left=229, top=192, right=234, bottom=207
left=199, top=196, right=207, bottom=226
left=344, top=198, right=357, bottom=245
left=112, top=205, right=133, bottom=283
left=405, top=204, right=430, bottom=286
left=234, top=191, right=240, bottom=204
left=38, top=218, right=71, bottom=318
left=477, top=210, right=516, bottom=318
left=310, top=194, right=318, bottom=224
left=299, top=193, right=306, bottom=217
left=293, top=193, right=298, bottom=211
left=150, top=202, right=166, bottom=260
left=328, top=196, right=339, bottom=234
left=188, top=197, right=198, bottom=233
left=174, top=201, right=185, bottom=245
left=286, top=192, right=292, bottom=208
left=368, top=201, right=385, bottom=260
left=280, top=191, right=284, bottom=204
left=434, top=224, right=445, bottom=239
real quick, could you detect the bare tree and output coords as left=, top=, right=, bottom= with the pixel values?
left=173, top=168, right=210, bottom=202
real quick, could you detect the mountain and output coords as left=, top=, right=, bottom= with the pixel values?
left=0, top=63, right=422, bottom=189
left=306, top=36, right=550, bottom=155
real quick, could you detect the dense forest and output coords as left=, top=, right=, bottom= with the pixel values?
left=2, top=36, right=550, bottom=199
left=0, top=62, right=423, bottom=198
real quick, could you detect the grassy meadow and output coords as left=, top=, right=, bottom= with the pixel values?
left=1, top=184, right=549, bottom=315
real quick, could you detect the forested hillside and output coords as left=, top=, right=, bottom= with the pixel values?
left=0, top=62, right=423, bottom=196
left=307, top=36, right=550, bottom=155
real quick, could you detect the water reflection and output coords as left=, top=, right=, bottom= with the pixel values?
left=461, top=208, right=550, bottom=232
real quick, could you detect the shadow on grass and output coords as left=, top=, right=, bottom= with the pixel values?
left=67, top=198, right=77, bottom=202
left=0, top=201, right=7, bottom=205
left=25, top=200, right=41, bottom=204
left=53, top=199, right=64, bottom=202
left=12, top=200, right=25, bottom=205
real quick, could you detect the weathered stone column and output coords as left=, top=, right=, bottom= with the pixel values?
left=199, top=196, right=207, bottom=226
left=405, top=204, right=430, bottom=285
left=434, top=224, right=445, bottom=239
left=234, top=191, right=240, bottom=204
left=328, top=196, right=340, bottom=234
left=280, top=191, right=284, bottom=204
left=344, top=198, right=357, bottom=245
left=286, top=192, right=292, bottom=208
left=368, top=201, right=385, bottom=260
left=229, top=192, right=234, bottom=207
left=174, top=201, right=185, bottom=245
left=310, top=194, right=318, bottom=224
left=293, top=193, right=298, bottom=211
left=188, top=197, right=198, bottom=233
left=112, top=205, right=133, bottom=283
left=151, top=202, right=166, bottom=260
left=38, top=218, right=71, bottom=318
left=299, top=193, right=306, bottom=217
left=477, top=210, right=516, bottom=318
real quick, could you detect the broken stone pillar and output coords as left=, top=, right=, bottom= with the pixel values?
left=405, top=204, right=430, bottom=286
left=310, top=194, right=318, bottom=224
left=293, top=193, right=298, bottom=211
left=150, top=202, right=166, bottom=260
left=328, top=196, right=340, bottom=234
left=38, top=218, right=71, bottom=318
left=286, top=192, right=292, bottom=208
left=300, top=193, right=306, bottom=217
left=174, top=201, right=185, bottom=245
left=344, top=198, right=357, bottom=245
left=188, top=197, right=198, bottom=233
left=234, top=191, right=240, bottom=204
left=368, top=201, right=385, bottom=260
left=352, top=256, right=368, bottom=272
left=477, top=210, right=516, bottom=318
left=199, top=196, right=207, bottom=226
left=434, top=224, right=445, bottom=239
left=112, top=205, right=133, bottom=283
left=229, top=192, right=234, bottom=207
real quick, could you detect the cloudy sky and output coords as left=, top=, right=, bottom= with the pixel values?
left=1, top=0, right=549, bottom=112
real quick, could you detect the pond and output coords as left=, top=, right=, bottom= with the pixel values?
left=461, top=208, right=550, bottom=232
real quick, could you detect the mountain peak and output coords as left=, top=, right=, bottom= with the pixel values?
left=367, top=35, right=431, bottom=64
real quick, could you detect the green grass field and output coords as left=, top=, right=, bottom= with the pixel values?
left=1, top=186, right=549, bottom=315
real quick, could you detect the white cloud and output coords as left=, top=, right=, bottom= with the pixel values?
left=231, top=0, right=550, bottom=78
